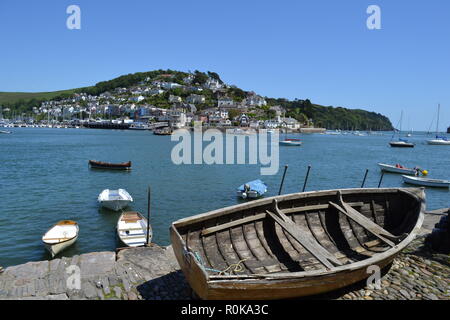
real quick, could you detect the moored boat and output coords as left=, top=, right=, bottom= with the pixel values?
left=402, top=175, right=450, bottom=188
left=0, top=130, right=11, bottom=134
left=389, top=139, right=415, bottom=148
left=279, top=139, right=302, bottom=146
left=427, top=137, right=450, bottom=145
left=117, top=211, right=151, bottom=247
left=42, top=220, right=79, bottom=257
left=98, top=189, right=133, bottom=211
left=426, top=104, right=450, bottom=145
left=170, top=187, right=425, bottom=300
left=89, top=160, right=131, bottom=170
left=236, top=180, right=268, bottom=199
left=378, top=163, right=419, bottom=175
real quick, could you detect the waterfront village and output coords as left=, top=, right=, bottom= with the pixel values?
left=0, top=72, right=324, bottom=133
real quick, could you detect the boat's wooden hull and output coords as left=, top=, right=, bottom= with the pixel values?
left=171, top=188, right=425, bottom=300
left=44, top=235, right=78, bottom=258
left=89, top=160, right=131, bottom=170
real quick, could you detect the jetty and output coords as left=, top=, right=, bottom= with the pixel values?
left=0, top=213, right=448, bottom=300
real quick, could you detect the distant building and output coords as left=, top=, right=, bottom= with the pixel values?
left=186, top=94, right=205, bottom=104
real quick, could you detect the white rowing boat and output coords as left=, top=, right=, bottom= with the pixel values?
left=378, top=163, right=418, bottom=175
left=42, top=220, right=79, bottom=257
left=117, top=211, right=151, bottom=247
left=98, top=189, right=133, bottom=211
left=402, top=175, right=450, bottom=188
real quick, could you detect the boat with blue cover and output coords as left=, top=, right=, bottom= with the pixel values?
left=236, top=180, right=268, bottom=199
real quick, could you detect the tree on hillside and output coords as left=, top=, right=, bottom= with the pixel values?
left=193, top=70, right=208, bottom=85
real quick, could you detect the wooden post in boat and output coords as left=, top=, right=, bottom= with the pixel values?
left=278, top=165, right=289, bottom=195
left=302, top=165, right=312, bottom=192
left=361, top=169, right=369, bottom=188
left=146, top=187, right=151, bottom=246
left=378, top=172, right=385, bottom=188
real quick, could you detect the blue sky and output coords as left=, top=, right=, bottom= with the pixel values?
left=0, top=0, right=449, bottom=130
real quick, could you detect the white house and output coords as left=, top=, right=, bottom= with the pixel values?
left=161, top=82, right=182, bottom=90
left=186, top=94, right=205, bottom=104
left=169, top=95, right=182, bottom=103
left=244, top=93, right=267, bottom=107
left=217, top=97, right=234, bottom=108
left=129, top=95, right=145, bottom=103
left=280, top=117, right=300, bottom=130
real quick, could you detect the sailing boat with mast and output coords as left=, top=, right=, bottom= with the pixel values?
left=427, top=104, right=450, bottom=145
left=390, top=111, right=414, bottom=148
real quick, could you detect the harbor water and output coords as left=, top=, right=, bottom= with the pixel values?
left=0, top=128, right=449, bottom=267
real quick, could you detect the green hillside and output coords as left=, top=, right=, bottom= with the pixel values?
left=0, top=90, right=80, bottom=104
left=0, top=70, right=393, bottom=130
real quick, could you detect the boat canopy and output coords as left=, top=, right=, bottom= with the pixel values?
left=436, top=136, right=448, bottom=141
left=237, top=179, right=267, bottom=194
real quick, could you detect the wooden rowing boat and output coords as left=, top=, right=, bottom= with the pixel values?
left=42, top=220, right=79, bottom=258
left=117, top=211, right=151, bottom=247
left=170, top=188, right=425, bottom=300
left=89, top=160, right=131, bottom=170
left=402, top=175, right=450, bottom=188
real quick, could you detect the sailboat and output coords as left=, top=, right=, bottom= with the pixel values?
left=427, top=104, right=450, bottom=145
left=390, top=111, right=414, bottom=148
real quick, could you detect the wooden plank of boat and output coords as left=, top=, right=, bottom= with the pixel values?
left=329, top=196, right=399, bottom=247
left=170, top=187, right=425, bottom=300
left=200, top=202, right=364, bottom=237
left=266, top=200, right=342, bottom=268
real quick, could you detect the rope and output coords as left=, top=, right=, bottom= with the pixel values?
left=193, top=252, right=247, bottom=275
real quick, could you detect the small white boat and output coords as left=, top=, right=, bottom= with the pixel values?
left=280, top=139, right=302, bottom=146
left=98, top=189, right=133, bottom=211
left=378, top=163, right=418, bottom=175
left=426, top=104, right=450, bottom=145
left=427, top=137, right=450, bottom=145
left=402, top=175, right=450, bottom=188
left=0, top=130, right=11, bottom=134
left=42, top=220, right=79, bottom=257
left=117, top=211, right=151, bottom=247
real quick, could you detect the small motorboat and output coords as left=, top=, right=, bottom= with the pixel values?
left=378, top=163, right=420, bottom=175
left=42, top=220, right=79, bottom=257
left=117, top=211, right=151, bottom=247
left=0, top=130, right=11, bottom=134
left=170, top=187, right=425, bottom=300
left=237, top=180, right=268, bottom=199
left=98, top=189, right=133, bottom=211
left=280, top=139, right=302, bottom=146
left=389, top=139, right=415, bottom=148
left=402, top=175, right=450, bottom=188
left=89, top=160, right=131, bottom=170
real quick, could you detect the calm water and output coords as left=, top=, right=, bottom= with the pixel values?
left=1, top=128, right=449, bottom=267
